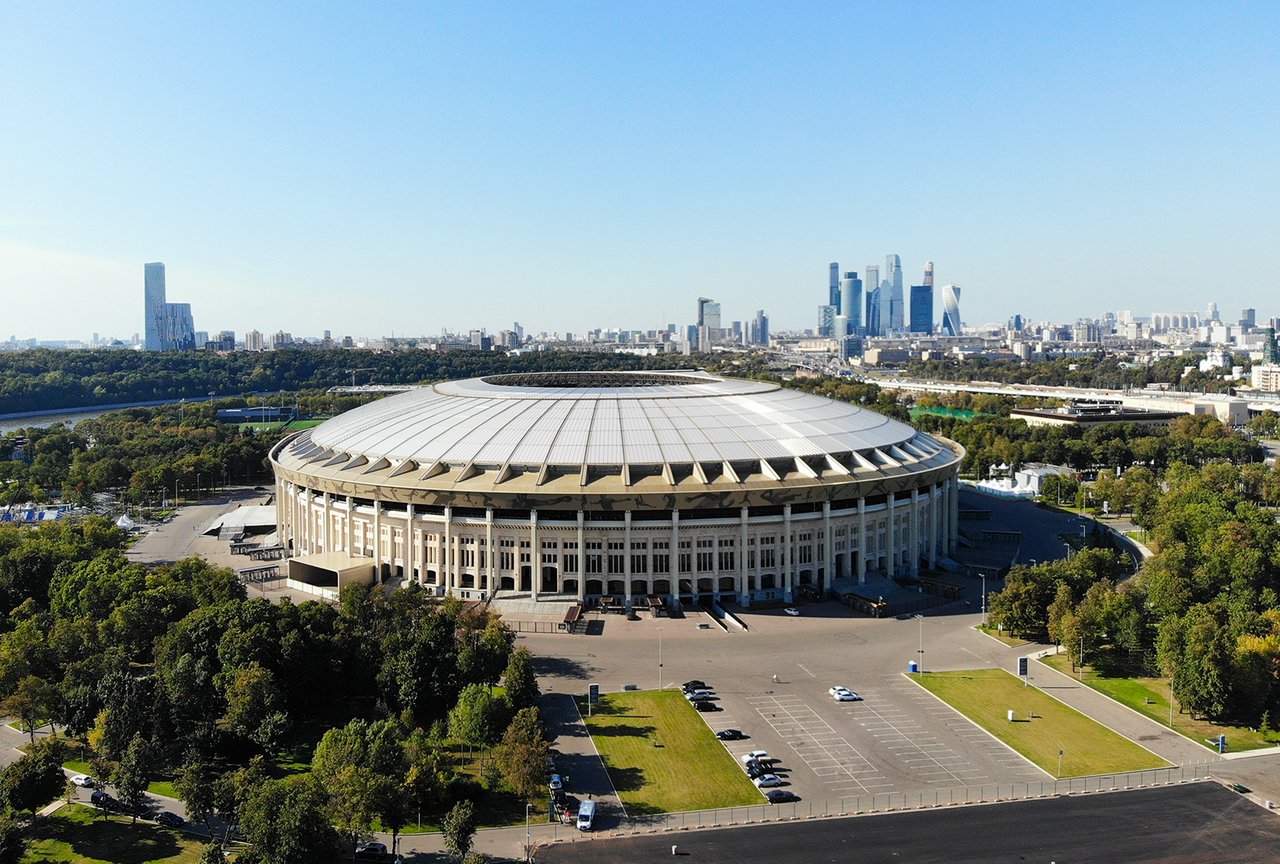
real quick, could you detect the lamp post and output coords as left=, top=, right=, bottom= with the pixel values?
left=657, top=625, right=664, bottom=691
left=914, top=613, right=925, bottom=673
left=526, top=802, right=533, bottom=863
left=980, top=573, right=987, bottom=626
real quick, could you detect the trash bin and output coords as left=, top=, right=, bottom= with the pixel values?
left=908, top=661, right=919, bottom=673
left=1007, top=709, right=1015, bottom=722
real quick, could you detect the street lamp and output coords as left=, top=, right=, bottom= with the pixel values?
left=657, top=625, right=664, bottom=692
left=525, top=803, right=533, bottom=863
left=913, top=614, right=925, bottom=673
left=980, top=573, right=987, bottom=626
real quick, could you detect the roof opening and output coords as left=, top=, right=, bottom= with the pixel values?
left=482, top=371, right=711, bottom=388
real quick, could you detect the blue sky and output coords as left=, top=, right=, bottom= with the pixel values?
left=3, top=2, right=1278, bottom=340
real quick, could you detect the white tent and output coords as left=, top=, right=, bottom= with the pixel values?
left=115, top=514, right=136, bottom=530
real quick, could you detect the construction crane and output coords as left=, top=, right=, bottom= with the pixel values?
left=346, top=368, right=376, bottom=388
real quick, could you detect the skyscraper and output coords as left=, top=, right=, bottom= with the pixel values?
left=818, top=305, right=836, bottom=338
left=864, top=265, right=880, bottom=336
left=909, top=262, right=933, bottom=334
left=829, top=262, right=840, bottom=311
left=839, top=271, right=862, bottom=333
left=144, top=262, right=166, bottom=351
left=752, top=309, right=769, bottom=346
left=941, top=284, right=962, bottom=336
left=886, top=254, right=904, bottom=331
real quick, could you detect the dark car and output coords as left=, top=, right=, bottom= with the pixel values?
left=694, top=700, right=720, bottom=712
left=681, top=680, right=707, bottom=692
left=716, top=729, right=745, bottom=741
left=90, top=790, right=117, bottom=810
left=744, top=759, right=767, bottom=778
left=154, top=811, right=185, bottom=827
left=765, top=789, right=800, bottom=803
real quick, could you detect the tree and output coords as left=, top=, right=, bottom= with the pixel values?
left=403, top=727, right=455, bottom=827
left=1046, top=582, right=1074, bottom=648
left=0, top=738, right=65, bottom=815
left=501, top=648, right=537, bottom=711
left=442, top=799, right=478, bottom=861
left=1, top=676, right=56, bottom=743
left=238, top=775, right=337, bottom=864
left=197, top=843, right=225, bottom=864
left=221, top=664, right=288, bottom=752
left=449, top=684, right=504, bottom=760
left=114, top=734, right=149, bottom=826
left=174, top=761, right=216, bottom=835
left=0, top=809, right=27, bottom=864
left=493, top=707, right=549, bottom=802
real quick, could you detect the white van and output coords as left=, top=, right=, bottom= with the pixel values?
left=577, top=799, right=596, bottom=831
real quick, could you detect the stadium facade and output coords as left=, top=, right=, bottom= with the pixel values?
left=269, top=371, right=963, bottom=606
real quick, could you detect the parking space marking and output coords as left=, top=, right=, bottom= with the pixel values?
left=747, top=694, right=892, bottom=796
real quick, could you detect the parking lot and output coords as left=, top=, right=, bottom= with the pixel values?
left=526, top=597, right=1051, bottom=809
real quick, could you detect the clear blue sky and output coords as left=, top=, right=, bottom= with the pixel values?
left=3, top=2, right=1278, bottom=340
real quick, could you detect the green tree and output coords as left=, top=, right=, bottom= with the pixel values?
left=114, top=734, right=149, bottom=826
left=197, top=842, right=225, bottom=864
left=493, top=707, right=549, bottom=802
left=442, top=799, right=478, bottom=861
left=1046, top=581, right=1074, bottom=647
left=0, top=808, right=27, bottom=864
left=238, top=775, right=337, bottom=864
left=501, top=647, right=537, bottom=711
left=174, top=761, right=216, bottom=835
left=449, top=684, right=504, bottom=760
left=0, top=737, right=65, bottom=815
left=0, top=676, right=56, bottom=743
left=221, top=663, right=288, bottom=752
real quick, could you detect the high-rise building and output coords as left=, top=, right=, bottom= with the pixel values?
left=941, top=284, right=962, bottom=336
left=839, top=271, right=862, bottom=333
left=750, top=309, right=769, bottom=346
left=1206, top=302, right=1219, bottom=322
left=696, top=297, right=721, bottom=330
left=818, top=305, right=836, bottom=337
left=909, top=261, right=933, bottom=334
left=1263, top=327, right=1280, bottom=365
left=886, top=254, right=904, bottom=331
left=863, top=264, right=880, bottom=337
left=829, top=262, right=840, bottom=310
left=144, top=262, right=166, bottom=351
left=244, top=329, right=264, bottom=351
left=1241, top=308, right=1256, bottom=330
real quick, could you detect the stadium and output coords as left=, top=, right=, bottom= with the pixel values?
left=269, top=371, right=963, bottom=607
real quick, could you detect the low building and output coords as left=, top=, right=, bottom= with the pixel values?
left=1013, top=464, right=1074, bottom=495
left=1011, top=403, right=1181, bottom=428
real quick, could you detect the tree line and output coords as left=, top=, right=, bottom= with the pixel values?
left=0, top=519, right=553, bottom=862
left=903, top=353, right=1244, bottom=394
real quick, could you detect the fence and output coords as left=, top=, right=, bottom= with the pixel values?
left=526, top=763, right=1212, bottom=855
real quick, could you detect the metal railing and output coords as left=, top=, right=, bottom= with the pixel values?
left=527, top=763, right=1212, bottom=854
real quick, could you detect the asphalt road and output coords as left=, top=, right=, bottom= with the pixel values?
left=539, top=782, right=1280, bottom=863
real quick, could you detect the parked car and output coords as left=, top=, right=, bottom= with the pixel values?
left=685, top=690, right=713, bottom=702
left=829, top=686, right=861, bottom=701
left=154, top=811, right=185, bottom=827
left=694, top=700, right=719, bottom=712
left=716, top=729, right=745, bottom=741
left=356, top=840, right=389, bottom=860
left=741, top=750, right=771, bottom=765
left=744, top=759, right=767, bottom=778
left=681, top=680, right=708, bottom=692
left=576, top=799, right=596, bottom=831
left=549, top=774, right=564, bottom=792
left=69, top=774, right=95, bottom=788
left=90, top=790, right=117, bottom=810
left=765, top=789, right=800, bottom=803
left=783, top=607, right=800, bottom=616
left=753, top=774, right=784, bottom=788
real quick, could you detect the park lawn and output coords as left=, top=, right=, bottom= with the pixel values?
left=581, top=690, right=760, bottom=815
left=974, top=624, right=1030, bottom=647
left=913, top=669, right=1170, bottom=777
left=23, top=804, right=205, bottom=863
left=1040, top=654, right=1277, bottom=752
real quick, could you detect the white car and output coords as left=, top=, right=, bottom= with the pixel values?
left=829, top=686, right=861, bottom=702
left=753, top=774, right=784, bottom=788
left=783, top=607, right=799, bottom=616
left=69, top=774, right=95, bottom=788
left=740, top=750, right=771, bottom=765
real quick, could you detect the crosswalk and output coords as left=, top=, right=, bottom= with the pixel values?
left=746, top=694, right=892, bottom=795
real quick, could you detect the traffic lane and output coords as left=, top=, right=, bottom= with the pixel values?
left=540, top=782, right=1280, bottom=864
left=541, top=692, right=627, bottom=829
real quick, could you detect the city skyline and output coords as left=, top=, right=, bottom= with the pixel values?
left=3, top=3, right=1278, bottom=337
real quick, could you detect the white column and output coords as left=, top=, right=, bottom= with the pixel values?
left=576, top=511, right=586, bottom=604
left=856, top=498, right=867, bottom=584
left=822, top=501, right=832, bottom=591
left=909, top=489, right=920, bottom=576
left=346, top=496, right=355, bottom=558
left=949, top=477, right=960, bottom=553
left=530, top=510, right=539, bottom=601
left=782, top=504, right=792, bottom=601
left=739, top=506, right=749, bottom=605
left=623, top=511, right=632, bottom=608
left=452, top=532, right=460, bottom=594
left=927, top=485, right=938, bottom=570
left=885, top=492, right=896, bottom=578
left=671, top=509, right=680, bottom=605
left=405, top=504, right=416, bottom=582
left=443, top=506, right=453, bottom=594
left=485, top=508, right=495, bottom=597
left=322, top=493, right=331, bottom=552
left=372, top=500, right=382, bottom=578
left=809, top=518, right=819, bottom=586
left=436, top=516, right=446, bottom=591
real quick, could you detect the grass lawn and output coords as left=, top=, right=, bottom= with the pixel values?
left=974, top=624, right=1031, bottom=647
left=581, top=690, right=760, bottom=815
left=23, top=804, right=206, bottom=863
left=1040, top=654, right=1278, bottom=752
left=913, top=669, right=1170, bottom=777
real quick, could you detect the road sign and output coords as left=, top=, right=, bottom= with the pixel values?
left=588, top=683, right=600, bottom=704
left=1017, top=657, right=1028, bottom=677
